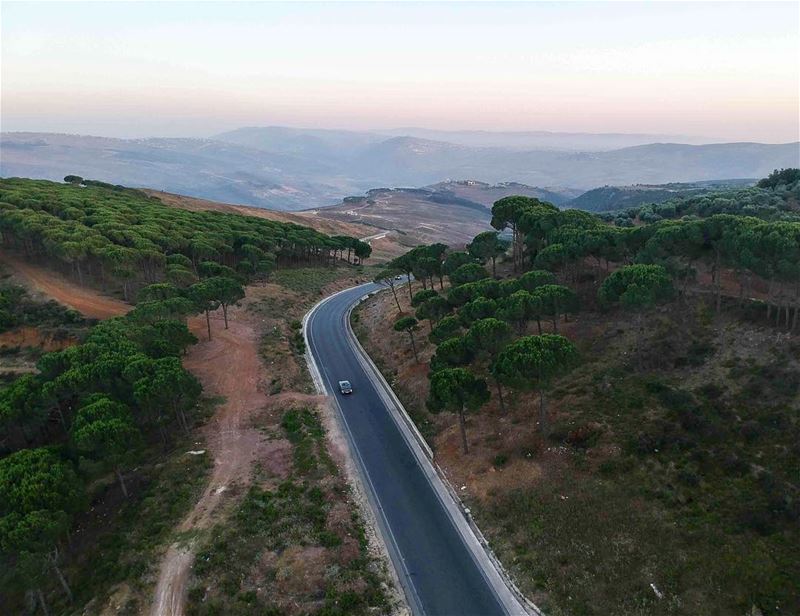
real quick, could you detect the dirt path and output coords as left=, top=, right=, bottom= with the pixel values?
left=0, top=250, right=130, bottom=319
left=0, top=254, right=278, bottom=616
left=1, top=255, right=392, bottom=614
left=149, top=308, right=280, bottom=616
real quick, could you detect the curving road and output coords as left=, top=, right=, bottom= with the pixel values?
left=304, top=282, right=531, bottom=616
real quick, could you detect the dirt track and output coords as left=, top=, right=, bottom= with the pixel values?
left=150, top=308, right=282, bottom=616
left=0, top=253, right=278, bottom=616
left=0, top=251, right=130, bottom=319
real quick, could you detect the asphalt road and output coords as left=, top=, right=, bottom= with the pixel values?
left=305, top=283, right=514, bottom=616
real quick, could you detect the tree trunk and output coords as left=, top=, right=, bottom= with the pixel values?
left=56, top=406, right=67, bottom=432
left=494, top=376, right=506, bottom=414
left=536, top=317, right=542, bottom=335
left=180, top=408, right=190, bottom=433
left=222, top=303, right=229, bottom=329
left=491, top=257, right=497, bottom=278
left=538, top=389, right=548, bottom=437
left=389, top=285, right=401, bottom=312
left=408, top=331, right=419, bottom=363
left=766, top=279, right=775, bottom=321
left=205, top=309, right=212, bottom=340
left=552, top=315, right=558, bottom=333
left=115, top=467, right=129, bottom=498
left=458, top=405, right=469, bottom=454
left=50, top=554, right=72, bottom=602
left=37, top=589, right=50, bottom=616
left=784, top=297, right=791, bottom=329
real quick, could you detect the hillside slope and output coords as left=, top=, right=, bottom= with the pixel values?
left=144, top=189, right=409, bottom=262
left=0, top=132, right=369, bottom=210
left=3, top=130, right=797, bottom=209
left=566, top=179, right=755, bottom=212
left=427, top=180, right=578, bottom=207
left=354, top=267, right=799, bottom=616
left=0, top=179, right=398, bottom=616
left=310, top=187, right=495, bottom=247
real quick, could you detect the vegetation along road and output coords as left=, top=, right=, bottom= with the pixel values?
left=304, top=283, right=531, bottom=616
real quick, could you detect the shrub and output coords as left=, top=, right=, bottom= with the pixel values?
left=492, top=453, right=509, bottom=468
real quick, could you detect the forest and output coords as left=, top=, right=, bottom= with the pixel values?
left=0, top=177, right=371, bottom=300
left=0, top=177, right=370, bottom=614
left=602, top=168, right=800, bottom=226
left=371, top=168, right=799, bottom=614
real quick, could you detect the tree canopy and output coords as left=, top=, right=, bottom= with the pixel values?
left=0, top=178, right=369, bottom=300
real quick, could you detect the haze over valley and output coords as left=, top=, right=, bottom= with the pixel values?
left=1, top=127, right=797, bottom=213
left=1, top=3, right=799, bottom=616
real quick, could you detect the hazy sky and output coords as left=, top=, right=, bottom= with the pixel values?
left=2, top=1, right=798, bottom=142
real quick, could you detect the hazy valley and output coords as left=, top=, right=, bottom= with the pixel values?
left=2, top=127, right=797, bottom=213
left=2, top=3, right=798, bottom=615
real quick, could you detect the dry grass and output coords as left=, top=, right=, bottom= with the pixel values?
left=187, top=407, right=393, bottom=616
left=311, top=189, right=493, bottom=247
left=355, top=276, right=800, bottom=616
left=146, top=190, right=409, bottom=262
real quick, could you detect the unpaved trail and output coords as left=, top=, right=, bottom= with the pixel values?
left=0, top=254, right=383, bottom=614
left=0, top=253, right=279, bottom=616
left=149, top=307, right=288, bottom=616
left=0, top=251, right=130, bottom=319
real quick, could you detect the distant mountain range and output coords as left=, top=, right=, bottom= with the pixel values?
left=372, top=127, right=712, bottom=151
left=305, top=179, right=767, bottom=247
left=1, top=127, right=797, bottom=211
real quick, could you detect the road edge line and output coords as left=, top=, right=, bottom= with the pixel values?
left=346, top=288, right=544, bottom=616
left=350, top=289, right=434, bottom=458
left=302, top=286, right=419, bottom=615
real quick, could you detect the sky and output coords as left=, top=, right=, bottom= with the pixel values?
left=1, top=1, right=798, bottom=142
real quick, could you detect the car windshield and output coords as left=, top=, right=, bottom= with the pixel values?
left=341, top=381, right=351, bottom=388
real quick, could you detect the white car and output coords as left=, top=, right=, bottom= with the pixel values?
left=338, top=380, right=353, bottom=394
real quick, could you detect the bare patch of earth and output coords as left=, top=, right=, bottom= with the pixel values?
left=0, top=250, right=130, bottom=319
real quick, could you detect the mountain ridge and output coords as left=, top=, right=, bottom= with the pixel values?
left=2, top=129, right=797, bottom=211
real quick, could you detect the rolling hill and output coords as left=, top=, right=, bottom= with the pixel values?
left=2, top=128, right=797, bottom=211
left=307, top=187, right=494, bottom=247
left=565, top=179, right=756, bottom=212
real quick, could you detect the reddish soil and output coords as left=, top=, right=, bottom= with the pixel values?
left=0, top=254, right=280, bottom=616
left=354, top=280, right=553, bottom=498
left=146, top=190, right=408, bottom=262
left=146, top=189, right=372, bottom=237
left=0, top=251, right=129, bottom=319
left=151, top=301, right=293, bottom=616
left=1, top=255, right=399, bottom=615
